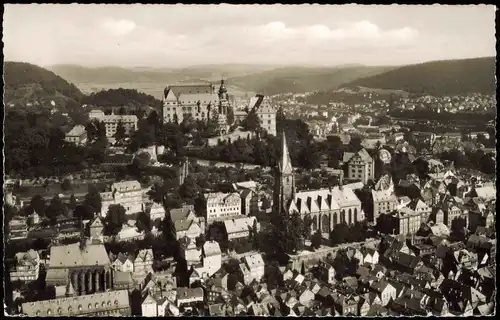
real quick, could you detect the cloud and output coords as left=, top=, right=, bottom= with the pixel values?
left=101, top=18, right=137, bottom=36
left=255, top=20, right=418, bottom=42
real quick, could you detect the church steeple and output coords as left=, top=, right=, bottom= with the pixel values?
left=279, top=133, right=293, bottom=175
left=273, top=131, right=296, bottom=215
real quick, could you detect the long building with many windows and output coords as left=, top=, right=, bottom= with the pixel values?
left=88, top=110, right=137, bottom=138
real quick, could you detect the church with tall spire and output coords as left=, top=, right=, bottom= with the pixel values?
left=272, top=131, right=365, bottom=235
left=273, top=133, right=296, bottom=215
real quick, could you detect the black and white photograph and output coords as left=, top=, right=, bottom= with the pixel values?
left=3, top=4, right=496, bottom=317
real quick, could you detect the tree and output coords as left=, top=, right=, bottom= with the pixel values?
left=30, top=195, right=46, bottom=217
left=301, top=214, right=313, bottom=240
left=195, top=234, right=206, bottom=250
left=298, top=142, right=321, bottom=171
left=69, top=193, right=77, bottom=210
left=136, top=211, right=152, bottom=233
left=329, top=223, right=350, bottom=246
left=242, top=110, right=261, bottom=132
left=84, top=184, right=102, bottom=216
left=118, top=106, right=127, bottom=115
left=114, top=120, right=127, bottom=144
left=147, top=183, right=168, bottom=205
left=249, top=219, right=260, bottom=251
left=46, top=195, right=68, bottom=223
left=134, top=152, right=152, bottom=168
left=349, top=136, right=363, bottom=152
left=104, top=204, right=128, bottom=236
left=61, top=179, right=72, bottom=191
left=311, top=229, right=322, bottom=249
left=179, top=175, right=200, bottom=200
left=74, top=204, right=94, bottom=221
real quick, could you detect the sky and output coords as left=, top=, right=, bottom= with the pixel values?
left=3, top=4, right=497, bottom=68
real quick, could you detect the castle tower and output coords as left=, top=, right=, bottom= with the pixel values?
left=216, top=78, right=230, bottom=135
left=273, top=132, right=296, bottom=215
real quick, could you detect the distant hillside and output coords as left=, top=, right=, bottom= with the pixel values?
left=47, top=64, right=182, bottom=84
left=4, top=61, right=84, bottom=108
left=47, top=64, right=278, bottom=85
left=227, top=65, right=395, bottom=95
left=341, top=57, right=496, bottom=96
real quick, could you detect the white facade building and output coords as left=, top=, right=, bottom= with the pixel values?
left=100, top=180, right=144, bottom=217
left=89, top=110, right=138, bottom=138
left=205, top=192, right=242, bottom=222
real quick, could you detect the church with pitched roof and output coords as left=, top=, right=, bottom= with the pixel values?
left=273, top=133, right=365, bottom=234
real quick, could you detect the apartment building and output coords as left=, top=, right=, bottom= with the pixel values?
left=372, top=189, right=398, bottom=222
left=89, top=110, right=137, bottom=138
left=204, top=192, right=242, bottom=222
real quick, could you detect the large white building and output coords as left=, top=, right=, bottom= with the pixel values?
left=100, top=180, right=144, bottom=217
left=162, top=80, right=231, bottom=134
left=204, top=192, right=242, bottom=222
left=89, top=110, right=138, bottom=138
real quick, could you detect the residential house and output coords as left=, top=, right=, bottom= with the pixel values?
left=317, top=259, right=336, bottom=284
left=372, top=189, right=398, bottom=222
left=194, top=241, right=222, bottom=279
left=361, top=247, right=380, bottom=265
left=147, top=202, right=166, bottom=221
left=409, top=199, right=431, bottom=223
left=223, top=216, right=259, bottom=241
left=10, top=249, right=41, bottom=282
left=333, top=293, right=360, bottom=316
left=134, top=249, right=154, bottom=275
left=395, top=207, right=422, bottom=236
left=239, top=253, right=265, bottom=285
left=174, top=219, right=202, bottom=241
left=176, top=287, right=204, bottom=307
left=453, top=249, right=478, bottom=271
left=111, top=253, right=134, bottom=273
left=65, top=125, right=87, bottom=145
left=369, top=280, right=397, bottom=306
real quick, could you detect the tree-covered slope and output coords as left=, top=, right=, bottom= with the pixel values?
left=341, top=57, right=496, bottom=96
left=227, top=65, right=394, bottom=95
left=81, top=88, right=163, bottom=109
left=4, top=61, right=84, bottom=108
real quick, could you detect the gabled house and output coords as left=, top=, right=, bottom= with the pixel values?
left=360, top=247, right=380, bottom=265
left=111, top=253, right=134, bottom=273
left=369, top=280, right=397, bottom=306
left=134, top=249, right=154, bottom=275
left=317, top=259, right=336, bottom=284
